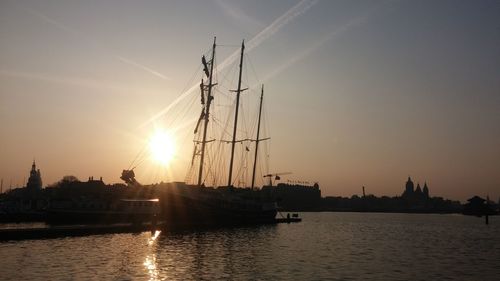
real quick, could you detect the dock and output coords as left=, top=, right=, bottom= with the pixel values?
left=0, top=217, right=301, bottom=241
left=275, top=217, right=302, bottom=223
left=0, top=223, right=160, bottom=241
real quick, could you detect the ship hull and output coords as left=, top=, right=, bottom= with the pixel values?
left=45, top=184, right=277, bottom=226
left=158, top=188, right=278, bottom=226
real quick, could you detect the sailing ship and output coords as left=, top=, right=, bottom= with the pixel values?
left=121, top=37, right=278, bottom=226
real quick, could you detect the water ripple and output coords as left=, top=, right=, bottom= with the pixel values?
left=1, top=213, right=499, bottom=280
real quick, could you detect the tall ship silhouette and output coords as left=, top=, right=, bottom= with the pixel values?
left=120, top=37, right=278, bottom=225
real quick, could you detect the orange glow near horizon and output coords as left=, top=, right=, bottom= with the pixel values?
left=148, top=130, right=176, bottom=167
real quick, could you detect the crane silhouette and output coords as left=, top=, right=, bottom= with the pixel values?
left=263, top=172, right=292, bottom=186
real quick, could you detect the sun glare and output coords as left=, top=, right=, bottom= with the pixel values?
left=149, top=130, right=176, bottom=166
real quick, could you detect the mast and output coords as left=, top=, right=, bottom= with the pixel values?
left=197, top=37, right=216, bottom=187
left=251, top=85, right=264, bottom=190
left=227, top=40, right=245, bottom=187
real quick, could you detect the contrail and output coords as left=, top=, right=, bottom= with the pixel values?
left=215, top=0, right=264, bottom=29
left=246, top=0, right=318, bottom=52
left=22, top=5, right=170, bottom=81
left=116, top=56, right=170, bottom=80
left=0, top=69, right=129, bottom=92
left=217, top=0, right=319, bottom=73
left=261, top=13, right=371, bottom=83
left=139, top=0, right=319, bottom=128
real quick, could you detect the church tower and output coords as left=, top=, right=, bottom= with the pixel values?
left=26, top=160, right=42, bottom=190
left=415, top=183, right=422, bottom=194
left=423, top=182, right=429, bottom=198
left=402, top=176, right=414, bottom=197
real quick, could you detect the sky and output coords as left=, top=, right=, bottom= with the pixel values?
left=0, top=0, right=499, bottom=202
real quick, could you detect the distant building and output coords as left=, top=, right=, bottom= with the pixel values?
left=262, top=182, right=321, bottom=211
left=463, top=196, right=496, bottom=216
left=402, top=177, right=429, bottom=201
left=402, top=177, right=414, bottom=198
left=423, top=182, right=429, bottom=198
left=26, top=160, right=42, bottom=190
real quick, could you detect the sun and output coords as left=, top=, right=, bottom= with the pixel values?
left=148, top=130, right=176, bottom=166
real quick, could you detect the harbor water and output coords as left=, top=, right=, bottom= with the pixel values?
left=1, top=212, right=499, bottom=280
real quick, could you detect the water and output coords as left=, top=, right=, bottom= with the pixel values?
left=1, top=213, right=499, bottom=280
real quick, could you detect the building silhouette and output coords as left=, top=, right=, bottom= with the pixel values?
left=402, top=177, right=429, bottom=201
left=26, top=160, right=42, bottom=190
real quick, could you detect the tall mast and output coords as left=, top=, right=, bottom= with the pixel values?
left=251, top=85, right=264, bottom=190
left=197, top=37, right=216, bottom=187
left=227, top=40, right=245, bottom=187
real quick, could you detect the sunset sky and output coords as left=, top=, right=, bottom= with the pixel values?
left=1, top=0, right=499, bottom=201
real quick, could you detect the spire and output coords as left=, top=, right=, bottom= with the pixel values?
left=423, top=181, right=429, bottom=198
left=27, top=160, right=42, bottom=190
left=415, top=183, right=422, bottom=193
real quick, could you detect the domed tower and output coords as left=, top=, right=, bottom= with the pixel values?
left=423, top=182, right=429, bottom=198
left=26, top=160, right=42, bottom=190
left=402, top=176, right=414, bottom=198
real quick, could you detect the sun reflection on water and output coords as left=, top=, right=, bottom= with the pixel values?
left=148, top=230, right=161, bottom=245
left=143, top=255, right=159, bottom=281
left=144, top=230, right=161, bottom=280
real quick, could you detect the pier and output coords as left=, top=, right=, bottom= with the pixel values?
left=0, top=218, right=301, bottom=241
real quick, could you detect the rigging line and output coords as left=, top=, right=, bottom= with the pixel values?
left=213, top=88, right=232, bottom=102
left=128, top=144, right=148, bottom=170
left=233, top=142, right=245, bottom=186
left=236, top=141, right=250, bottom=187
left=173, top=63, right=203, bottom=105
left=210, top=130, right=227, bottom=187
left=133, top=155, right=148, bottom=170
left=138, top=55, right=206, bottom=129
left=211, top=117, right=232, bottom=140
left=216, top=98, right=237, bottom=141
left=219, top=58, right=239, bottom=89
left=245, top=54, right=261, bottom=85
left=166, top=90, right=199, bottom=130
left=217, top=57, right=238, bottom=88
left=247, top=101, right=259, bottom=144
left=165, top=67, right=203, bottom=127
left=209, top=139, right=222, bottom=186
left=243, top=59, right=251, bottom=90
left=203, top=110, right=223, bottom=186
left=239, top=102, right=249, bottom=141
left=217, top=44, right=241, bottom=47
